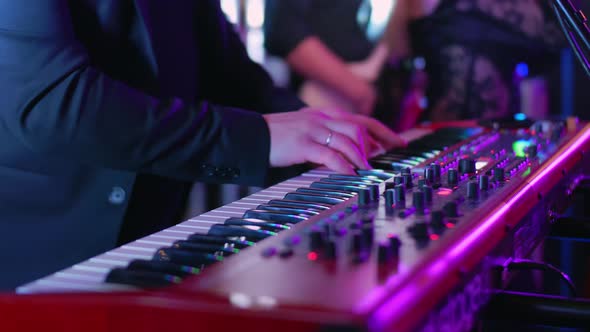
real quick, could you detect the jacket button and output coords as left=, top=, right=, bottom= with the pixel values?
left=108, top=186, right=126, bottom=205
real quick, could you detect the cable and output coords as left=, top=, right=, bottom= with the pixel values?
left=553, top=3, right=590, bottom=77
left=502, top=258, right=578, bottom=298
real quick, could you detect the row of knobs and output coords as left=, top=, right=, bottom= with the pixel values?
left=309, top=215, right=401, bottom=264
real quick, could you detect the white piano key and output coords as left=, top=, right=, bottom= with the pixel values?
left=73, top=265, right=114, bottom=274
left=106, top=251, right=152, bottom=260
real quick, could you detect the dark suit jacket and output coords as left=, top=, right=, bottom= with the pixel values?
left=0, top=0, right=304, bottom=290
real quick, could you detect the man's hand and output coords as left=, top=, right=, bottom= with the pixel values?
left=263, top=107, right=406, bottom=174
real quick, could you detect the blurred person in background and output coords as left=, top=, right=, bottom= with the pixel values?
left=264, top=0, right=421, bottom=131
left=265, top=0, right=563, bottom=129
left=380, top=0, right=564, bottom=122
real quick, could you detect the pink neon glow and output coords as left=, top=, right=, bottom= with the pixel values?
left=363, top=127, right=590, bottom=330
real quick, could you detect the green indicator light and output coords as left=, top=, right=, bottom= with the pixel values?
left=512, top=140, right=531, bottom=158
left=521, top=167, right=532, bottom=178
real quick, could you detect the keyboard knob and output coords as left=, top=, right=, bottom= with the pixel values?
left=408, top=221, right=429, bottom=239
left=358, top=188, right=371, bottom=206
left=389, top=235, right=401, bottom=255
left=323, top=241, right=337, bottom=259
left=417, top=178, right=426, bottom=189
left=423, top=185, right=433, bottom=204
left=493, top=167, right=505, bottom=182
left=525, top=144, right=538, bottom=158
left=459, top=158, right=476, bottom=174
left=403, top=173, right=413, bottom=188
left=362, top=224, right=374, bottom=245
left=394, top=184, right=406, bottom=204
left=385, top=189, right=395, bottom=208
left=309, top=229, right=325, bottom=250
left=430, top=210, right=445, bottom=230
left=443, top=202, right=459, bottom=218
left=432, top=163, right=442, bottom=181
left=378, top=242, right=394, bottom=264
left=425, top=166, right=436, bottom=184
left=479, top=175, right=490, bottom=191
left=351, top=233, right=365, bottom=252
left=467, top=181, right=479, bottom=199
left=447, top=168, right=459, bottom=187
left=369, top=184, right=380, bottom=201
left=413, top=191, right=425, bottom=212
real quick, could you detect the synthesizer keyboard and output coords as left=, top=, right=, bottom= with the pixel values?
left=15, top=127, right=440, bottom=294
left=10, top=121, right=590, bottom=332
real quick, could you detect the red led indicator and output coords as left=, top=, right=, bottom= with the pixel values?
left=446, top=223, right=455, bottom=228
left=307, top=252, right=318, bottom=261
left=429, top=234, right=440, bottom=241
left=437, top=188, right=453, bottom=196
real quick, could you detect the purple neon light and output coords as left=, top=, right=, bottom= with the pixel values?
left=363, top=127, right=590, bottom=331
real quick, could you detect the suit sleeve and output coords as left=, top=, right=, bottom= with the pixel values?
left=0, top=0, right=271, bottom=186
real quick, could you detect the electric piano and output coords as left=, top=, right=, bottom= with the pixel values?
left=2, top=120, right=589, bottom=332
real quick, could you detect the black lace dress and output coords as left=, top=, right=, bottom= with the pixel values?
left=409, top=0, right=563, bottom=121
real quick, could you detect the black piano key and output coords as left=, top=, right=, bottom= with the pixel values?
left=208, top=224, right=276, bottom=241
left=370, top=160, right=414, bottom=171
left=376, top=156, right=425, bottom=164
left=153, top=247, right=224, bottom=267
left=328, top=174, right=383, bottom=183
left=127, top=259, right=200, bottom=277
left=355, top=169, right=395, bottom=180
left=320, top=178, right=374, bottom=186
left=105, top=268, right=181, bottom=288
left=267, top=199, right=331, bottom=211
left=284, top=192, right=345, bottom=205
left=186, top=234, right=254, bottom=249
left=296, top=187, right=356, bottom=198
left=171, top=240, right=240, bottom=256
left=310, top=181, right=367, bottom=193
left=242, top=210, right=307, bottom=224
left=256, top=204, right=319, bottom=216
left=225, top=217, right=291, bottom=231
